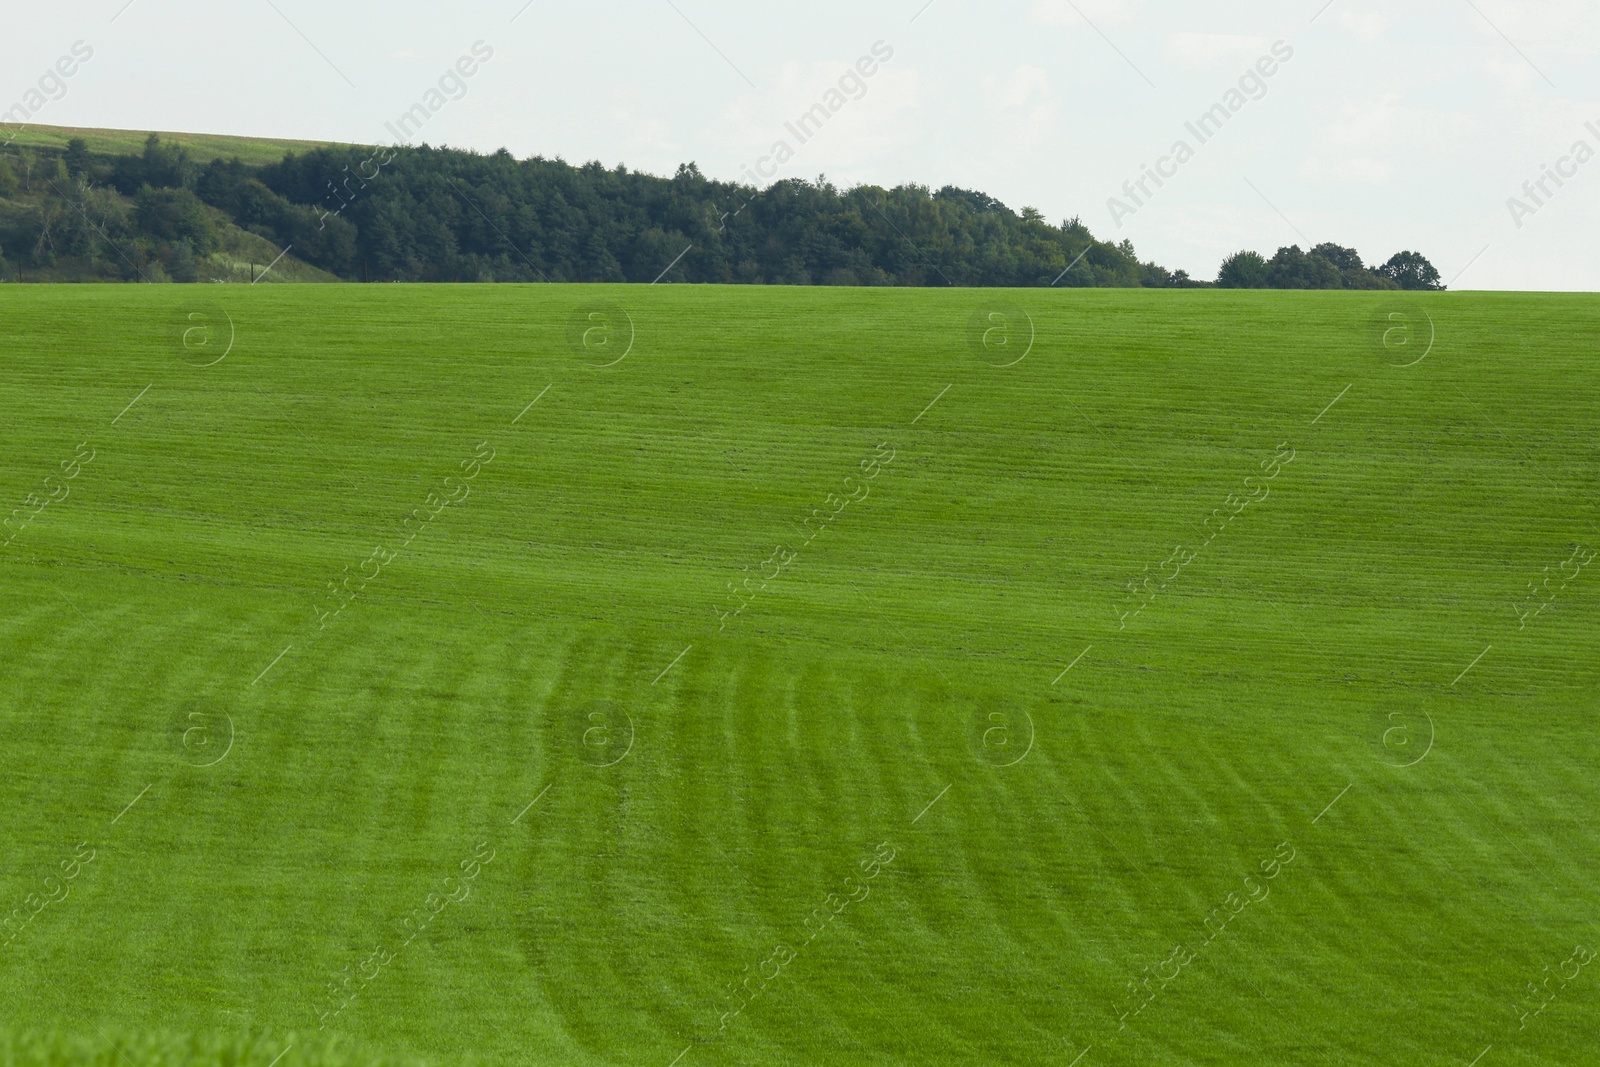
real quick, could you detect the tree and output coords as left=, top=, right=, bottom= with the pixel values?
left=1339, top=268, right=1399, bottom=291
left=1268, top=245, right=1342, bottom=289
left=7, top=134, right=1454, bottom=288
left=1375, top=251, right=1443, bottom=291
left=134, top=186, right=218, bottom=253
left=51, top=179, right=130, bottom=261
left=1310, top=242, right=1362, bottom=272
left=64, top=138, right=91, bottom=178
left=1217, top=250, right=1270, bottom=288
left=15, top=148, right=37, bottom=191
left=166, top=238, right=198, bottom=282
left=0, top=157, right=17, bottom=197
left=137, top=133, right=197, bottom=190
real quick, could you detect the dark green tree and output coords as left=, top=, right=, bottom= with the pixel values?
left=64, top=138, right=91, bottom=178
left=1267, top=245, right=1343, bottom=289
left=111, top=134, right=198, bottom=194
left=1309, top=242, right=1362, bottom=271
left=167, top=238, right=199, bottom=282
left=1217, top=250, right=1270, bottom=288
left=252, top=147, right=1167, bottom=286
left=134, top=186, right=218, bottom=253
left=143, top=133, right=197, bottom=189
left=1339, top=267, right=1399, bottom=290
left=1375, top=251, right=1443, bottom=291
left=51, top=180, right=130, bottom=262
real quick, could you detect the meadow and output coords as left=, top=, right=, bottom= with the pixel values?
left=5, top=124, right=342, bottom=167
left=1, top=284, right=1596, bottom=1066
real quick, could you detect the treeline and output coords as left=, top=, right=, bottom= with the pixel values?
left=0, top=133, right=1443, bottom=289
left=0, top=136, right=356, bottom=281
left=1216, top=243, right=1442, bottom=290
left=249, top=143, right=1197, bottom=286
left=0, top=134, right=1181, bottom=286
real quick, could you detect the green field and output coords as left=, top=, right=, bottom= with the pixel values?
left=1, top=285, right=1597, bottom=1066
left=3, top=124, right=344, bottom=166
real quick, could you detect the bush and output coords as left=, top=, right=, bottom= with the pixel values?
left=134, top=186, right=218, bottom=253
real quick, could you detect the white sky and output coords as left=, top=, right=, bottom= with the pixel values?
left=6, top=0, right=1599, bottom=290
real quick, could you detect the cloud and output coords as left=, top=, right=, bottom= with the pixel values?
left=1333, top=10, right=1392, bottom=41
left=1334, top=157, right=1394, bottom=185
left=605, top=102, right=678, bottom=164
left=981, top=66, right=1055, bottom=143
left=1160, top=33, right=1273, bottom=69
left=1483, top=54, right=1547, bottom=94
left=1301, top=95, right=1478, bottom=188
left=1464, top=0, right=1600, bottom=54
left=1322, top=94, right=1407, bottom=147
left=984, top=65, right=1051, bottom=111
left=1027, top=0, right=1142, bottom=29
left=1295, top=97, right=1412, bottom=186
left=719, top=57, right=923, bottom=185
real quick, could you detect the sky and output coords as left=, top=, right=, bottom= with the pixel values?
left=5, top=0, right=1599, bottom=290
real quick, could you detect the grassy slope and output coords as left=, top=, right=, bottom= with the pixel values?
left=0, top=286, right=1596, bottom=1066
left=3, top=124, right=346, bottom=167
left=2, top=123, right=345, bottom=283
left=0, top=190, right=341, bottom=285
left=197, top=227, right=343, bottom=284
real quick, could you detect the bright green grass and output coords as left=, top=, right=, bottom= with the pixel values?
left=1, top=285, right=1597, bottom=1066
left=4, top=124, right=344, bottom=166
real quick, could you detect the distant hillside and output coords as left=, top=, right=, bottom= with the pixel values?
left=1, top=129, right=1186, bottom=287
left=3, top=123, right=345, bottom=168
left=0, top=125, right=1439, bottom=289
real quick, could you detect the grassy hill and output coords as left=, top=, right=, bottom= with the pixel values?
left=0, top=175, right=341, bottom=285
left=0, top=285, right=1596, bottom=1065
left=2, top=125, right=1202, bottom=287
left=3, top=123, right=346, bottom=167
left=1, top=126, right=345, bottom=284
